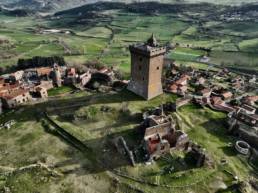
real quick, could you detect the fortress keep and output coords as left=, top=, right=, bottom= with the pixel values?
left=127, top=34, right=166, bottom=100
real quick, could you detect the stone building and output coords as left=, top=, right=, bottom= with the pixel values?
left=52, top=63, right=62, bottom=87
left=242, top=95, right=258, bottom=106
left=11, top=70, right=24, bottom=81
left=1, top=88, right=32, bottom=108
left=64, top=68, right=77, bottom=85
left=127, top=34, right=166, bottom=100
left=186, top=143, right=207, bottom=167
left=228, top=108, right=258, bottom=149
left=39, top=80, right=54, bottom=91
left=34, top=86, right=48, bottom=98
left=79, top=71, right=92, bottom=87
left=141, top=115, right=189, bottom=160
left=197, top=88, right=212, bottom=98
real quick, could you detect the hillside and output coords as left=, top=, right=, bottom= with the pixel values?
left=1, top=0, right=258, bottom=13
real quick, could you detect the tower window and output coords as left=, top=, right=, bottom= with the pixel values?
left=139, top=57, right=143, bottom=62
left=143, top=77, right=145, bottom=81
left=157, top=66, right=160, bottom=70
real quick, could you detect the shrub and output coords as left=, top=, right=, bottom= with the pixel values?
left=74, top=106, right=99, bottom=121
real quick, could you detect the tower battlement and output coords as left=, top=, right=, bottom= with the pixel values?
left=129, top=44, right=166, bottom=57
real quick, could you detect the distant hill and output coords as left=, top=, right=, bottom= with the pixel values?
left=1, top=0, right=258, bottom=13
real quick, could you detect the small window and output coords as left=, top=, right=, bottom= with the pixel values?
left=157, top=66, right=160, bottom=70
left=139, top=66, right=142, bottom=70
left=139, top=57, right=143, bottom=62
left=143, top=77, right=145, bottom=81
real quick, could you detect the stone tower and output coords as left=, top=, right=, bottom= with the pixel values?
left=52, top=63, right=62, bottom=87
left=127, top=34, right=166, bottom=100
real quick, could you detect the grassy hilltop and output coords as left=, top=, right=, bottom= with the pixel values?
left=0, top=90, right=256, bottom=193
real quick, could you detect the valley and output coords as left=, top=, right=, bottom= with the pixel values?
left=1, top=2, right=258, bottom=77
left=0, top=1, right=257, bottom=193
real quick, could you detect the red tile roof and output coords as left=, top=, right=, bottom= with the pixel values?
left=1, top=88, right=29, bottom=100
left=0, top=82, right=21, bottom=94
left=221, top=91, right=233, bottom=99
left=36, top=67, right=52, bottom=76
left=169, top=84, right=178, bottom=91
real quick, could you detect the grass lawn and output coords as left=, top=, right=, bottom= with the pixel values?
left=168, top=47, right=206, bottom=62
left=47, top=86, right=74, bottom=96
left=209, top=51, right=258, bottom=70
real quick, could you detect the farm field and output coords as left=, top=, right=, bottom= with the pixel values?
left=1, top=2, right=258, bottom=75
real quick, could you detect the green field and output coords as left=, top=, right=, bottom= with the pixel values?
left=47, top=86, right=74, bottom=96
left=1, top=3, right=258, bottom=74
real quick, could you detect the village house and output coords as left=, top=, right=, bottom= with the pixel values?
left=1, top=88, right=32, bottom=108
left=166, top=63, right=179, bottom=76
left=171, top=68, right=178, bottom=76
left=99, top=66, right=111, bottom=74
left=238, top=104, right=256, bottom=115
left=231, top=108, right=258, bottom=127
left=168, top=83, right=188, bottom=96
left=242, top=95, right=258, bottom=106
left=232, top=81, right=242, bottom=90
left=10, top=70, right=24, bottom=81
left=64, top=67, right=77, bottom=85
left=195, top=77, right=206, bottom=85
left=248, top=75, right=256, bottom=84
left=36, top=67, right=52, bottom=79
left=221, top=91, right=233, bottom=100
left=210, top=96, right=223, bottom=106
left=33, top=86, right=48, bottom=98
left=78, top=71, right=92, bottom=87
left=23, top=68, right=42, bottom=84
left=228, top=108, right=258, bottom=149
left=38, top=80, right=54, bottom=91
left=168, top=83, right=178, bottom=93
left=194, top=96, right=210, bottom=106
left=0, top=81, right=21, bottom=96
left=167, top=74, right=190, bottom=96
left=197, top=87, right=212, bottom=98
left=176, top=74, right=190, bottom=86
left=217, top=68, right=230, bottom=77
left=0, top=73, right=51, bottom=109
